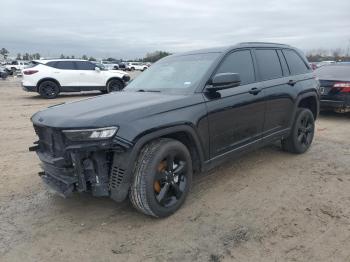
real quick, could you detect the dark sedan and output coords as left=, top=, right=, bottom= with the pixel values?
left=315, top=64, right=350, bottom=113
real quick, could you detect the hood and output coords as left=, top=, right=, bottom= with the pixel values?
left=31, top=91, right=195, bottom=128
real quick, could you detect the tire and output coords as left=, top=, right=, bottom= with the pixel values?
left=107, top=79, right=123, bottom=93
left=38, top=80, right=60, bottom=99
left=131, top=67, right=135, bottom=71
left=1, top=72, right=8, bottom=80
left=130, top=138, right=193, bottom=218
left=282, top=108, right=315, bottom=154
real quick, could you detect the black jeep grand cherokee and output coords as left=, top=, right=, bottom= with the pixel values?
left=30, top=42, right=320, bottom=217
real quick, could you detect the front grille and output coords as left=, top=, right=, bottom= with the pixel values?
left=110, top=166, right=126, bottom=189
left=34, top=125, right=65, bottom=157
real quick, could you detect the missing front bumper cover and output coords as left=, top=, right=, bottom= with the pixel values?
left=41, top=172, right=77, bottom=198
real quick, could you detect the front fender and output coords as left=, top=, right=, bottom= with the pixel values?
left=110, top=124, right=206, bottom=202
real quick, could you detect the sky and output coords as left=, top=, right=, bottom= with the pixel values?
left=1, top=0, right=350, bottom=59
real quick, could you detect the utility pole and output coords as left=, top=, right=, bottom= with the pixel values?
left=346, top=39, right=350, bottom=57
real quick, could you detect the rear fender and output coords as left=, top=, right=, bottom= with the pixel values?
left=292, top=91, right=320, bottom=123
left=36, top=78, right=61, bottom=92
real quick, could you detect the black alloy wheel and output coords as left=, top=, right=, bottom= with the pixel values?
left=38, top=81, right=60, bottom=99
left=297, top=112, right=314, bottom=147
left=153, top=153, right=188, bottom=208
left=282, top=108, right=315, bottom=154
left=130, top=138, right=192, bottom=217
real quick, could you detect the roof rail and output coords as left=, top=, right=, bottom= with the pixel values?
left=239, top=42, right=289, bottom=46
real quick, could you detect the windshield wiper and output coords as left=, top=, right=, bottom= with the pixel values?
left=136, top=89, right=161, bottom=93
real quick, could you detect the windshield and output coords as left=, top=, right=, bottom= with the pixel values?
left=125, top=53, right=220, bottom=93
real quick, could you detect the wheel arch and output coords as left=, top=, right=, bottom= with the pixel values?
left=36, top=78, right=61, bottom=92
left=132, top=125, right=205, bottom=173
left=106, top=77, right=124, bottom=88
left=109, top=125, right=205, bottom=202
left=296, top=92, right=319, bottom=120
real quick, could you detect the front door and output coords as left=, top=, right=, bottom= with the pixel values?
left=204, top=49, right=266, bottom=158
left=74, top=61, right=104, bottom=88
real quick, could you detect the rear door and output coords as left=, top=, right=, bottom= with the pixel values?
left=253, top=48, right=295, bottom=141
left=52, top=61, right=78, bottom=87
left=205, top=49, right=266, bottom=158
left=282, top=49, right=314, bottom=119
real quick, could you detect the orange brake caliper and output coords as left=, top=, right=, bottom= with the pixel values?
left=154, top=161, right=167, bottom=193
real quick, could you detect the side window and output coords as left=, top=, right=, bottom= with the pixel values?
left=277, top=50, right=290, bottom=76
left=46, top=61, right=57, bottom=68
left=54, top=61, right=76, bottom=70
left=255, top=49, right=283, bottom=81
left=282, top=49, right=310, bottom=75
left=216, top=50, right=255, bottom=85
left=76, top=61, right=95, bottom=70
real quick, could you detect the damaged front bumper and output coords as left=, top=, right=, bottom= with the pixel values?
left=30, top=125, right=134, bottom=201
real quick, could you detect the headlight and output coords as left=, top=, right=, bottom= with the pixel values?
left=63, top=127, right=118, bottom=141
left=122, top=74, right=130, bottom=82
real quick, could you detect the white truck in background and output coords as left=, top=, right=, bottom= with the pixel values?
left=100, top=61, right=119, bottom=70
left=5, top=61, right=30, bottom=74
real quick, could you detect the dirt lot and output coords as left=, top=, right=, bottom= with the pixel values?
left=0, top=76, right=349, bottom=262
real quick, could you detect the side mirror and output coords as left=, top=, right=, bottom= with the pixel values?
left=95, top=67, right=101, bottom=72
left=206, top=73, right=241, bottom=92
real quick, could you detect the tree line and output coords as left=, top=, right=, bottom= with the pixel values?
left=1, top=47, right=171, bottom=63
left=306, top=48, right=350, bottom=62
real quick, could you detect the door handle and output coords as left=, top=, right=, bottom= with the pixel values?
left=288, top=79, right=297, bottom=86
left=248, top=87, right=262, bottom=95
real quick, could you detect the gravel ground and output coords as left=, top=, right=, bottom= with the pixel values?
left=0, top=76, right=349, bottom=262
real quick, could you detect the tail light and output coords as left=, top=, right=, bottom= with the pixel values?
left=23, top=70, right=39, bottom=75
left=333, top=82, right=350, bottom=93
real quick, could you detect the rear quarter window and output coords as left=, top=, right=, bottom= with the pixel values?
left=283, top=49, right=310, bottom=75
left=45, top=61, right=57, bottom=68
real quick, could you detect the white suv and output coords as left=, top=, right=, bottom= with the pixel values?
left=22, top=59, right=130, bottom=98
left=126, top=62, right=148, bottom=71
